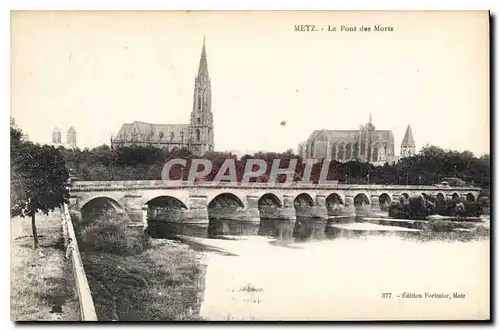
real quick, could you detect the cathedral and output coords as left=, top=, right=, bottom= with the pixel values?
left=111, top=38, right=214, bottom=156
left=297, top=115, right=415, bottom=166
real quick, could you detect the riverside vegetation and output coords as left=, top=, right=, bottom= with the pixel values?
left=72, top=210, right=206, bottom=321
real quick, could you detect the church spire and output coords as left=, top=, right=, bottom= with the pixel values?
left=197, top=36, right=209, bottom=77
left=401, top=124, right=415, bottom=147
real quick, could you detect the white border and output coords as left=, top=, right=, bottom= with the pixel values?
left=3, top=1, right=497, bottom=330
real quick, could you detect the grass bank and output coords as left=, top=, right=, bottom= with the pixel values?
left=10, top=212, right=80, bottom=321
left=73, top=212, right=206, bottom=321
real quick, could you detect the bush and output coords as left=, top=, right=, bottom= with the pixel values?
left=389, top=196, right=481, bottom=220
left=389, top=201, right=407, bottom=219
left=78, top=217, right=151, bottom=256
left=82, top=245, right=204, bottom=321
left=73, top=211, right=204, bottom=321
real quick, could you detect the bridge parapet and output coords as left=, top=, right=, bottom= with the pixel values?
left=70, top=180, right=481, bottom=193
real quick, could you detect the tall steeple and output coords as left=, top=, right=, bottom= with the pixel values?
left=197, top=35, right=209, bottom=77
left=401, top=125, right=415, bottom=147
left=189, top=36, right=214, bottom=155
left=366, top=112, right=375, bottom=131
left=400, top=124, right=416, bottom=157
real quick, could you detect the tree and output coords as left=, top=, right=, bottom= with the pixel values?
left=11, top=125, right=70, bottom=248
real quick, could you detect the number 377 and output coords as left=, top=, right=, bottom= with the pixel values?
left=381, top=293, right=392, bottom=298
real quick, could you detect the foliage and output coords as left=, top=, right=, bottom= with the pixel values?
left=77, top=216, right=151, bottom=255
left=59, top=143, right=490, bottom=189
left=389, top=195, right=483, bottom=220
left=73, top=213, right=204, bottom=321
left=11, top=121, right=69, bottom=248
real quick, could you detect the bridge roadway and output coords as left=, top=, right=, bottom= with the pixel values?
left=68, top=180, right=481, bottom=238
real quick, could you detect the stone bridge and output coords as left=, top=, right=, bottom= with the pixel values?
left=68, top=180, right=481, bottom=238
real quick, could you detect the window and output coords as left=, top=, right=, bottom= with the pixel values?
left=197, top=117, right=201, bottom=125
left=180, top=131, right=184, bottom=142
left=169, top=132, right=174, bottom=141
left=196, top=129, right=200, bottom=141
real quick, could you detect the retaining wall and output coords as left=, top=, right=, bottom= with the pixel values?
left=61, top=204, right=98, bottom=321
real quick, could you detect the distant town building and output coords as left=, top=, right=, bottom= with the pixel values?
left=400, top=124, right=416, bottom=158
left=52, top=127, right=62, bottom=146
left=52, top=126, right=77, bottom=148
left=111, top=37, right=214, bottom=156
left=66, top=126, right=77, bottom=148
left=297, top=115, right=411, bottom=166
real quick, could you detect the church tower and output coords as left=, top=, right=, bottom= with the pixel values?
left=52, top=127, right=61, bottom=146
left=400, top=124, right=416, bottom=157
left=189, top=37, right=214, bottom=155
left=67, top=126, right=77, bottom=148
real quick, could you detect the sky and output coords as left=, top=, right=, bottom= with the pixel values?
left=11, top=11, right=490, bottom=156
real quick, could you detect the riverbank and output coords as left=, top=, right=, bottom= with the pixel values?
left=10, top=213, right=80, bottom=321
left=74, top=216, right=206, bottom=321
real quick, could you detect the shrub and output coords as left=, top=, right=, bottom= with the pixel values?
left=73, top=211, right=203, bottom=321
left=389, top=196, right=482, bottom=220
left=78, top=217, right=150, bottom=256
left=389, top=201, right=409, bottom=219
left=82, top=246, right=204, bottom=321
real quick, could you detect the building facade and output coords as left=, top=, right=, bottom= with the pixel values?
left=111, top=38, right=214, bottom=156
left=297, top=115, right=413, bottom=166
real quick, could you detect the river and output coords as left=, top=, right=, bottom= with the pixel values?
left=185, top=221, right=490, bottom=321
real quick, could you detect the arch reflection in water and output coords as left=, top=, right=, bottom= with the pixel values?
left=207, top=193, right=246, bottom=238
left=257, top=193, right=283, bottom=237
left=145, top=196, right=188, bottom=238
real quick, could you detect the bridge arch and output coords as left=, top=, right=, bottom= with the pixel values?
left=208, top=193, right=245, bottom=209
left=258, top=193, right=282, bottom=208
left=379, top=193, right=391, bottom=211
left=325, top=193, right=344, bottom=216
left=145, top=195, right=188, bottom=209
left=207, top=193, right=245, bottom=238
left=293, top=193, right=315, bottom=239
left=326, top=193, right=344, bottom=205
left=141, top=190, right=189, bottom=208
left=436, top=193, right=445, bottom=200
left=80, top=196, right=128, bottom=224
left=466, top=193, right=475, bottom=202
left=254, top=191, right=284, bottom=207
left=452, top=192, right=460, bottom=201
left=353, top=193, right=371, bottom=215
left=206, top=191, right=247, bottom=209
left=79, top=194, right=123, bottom=211
left=400, top=192, right=410, bottom=200
left=257, top=193, right=283, bottom=236
left=144, top=196, right=188, bottom=238
left=294, top=193, right=315, bottom=207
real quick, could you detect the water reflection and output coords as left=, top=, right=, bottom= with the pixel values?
left=145, top=213, right=489, bottom=320
left=193, top=221, right=489, bottom=321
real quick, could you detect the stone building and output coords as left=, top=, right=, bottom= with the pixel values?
left=52, top=127, right=62, bottom=146
left=111, top=38, right=214, bottom=156
left=51, top=126, right=77, bottom=148
left=66, top=126, right=77, bottom=148
left=400, top=124, right=416, bottom=158
left=297, top=115, right=411, bottom=166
